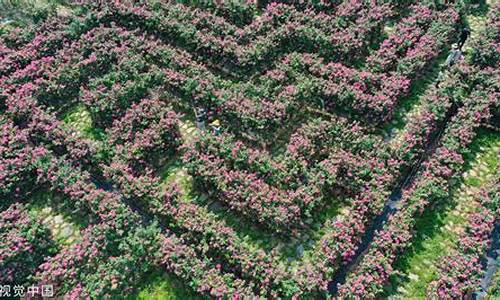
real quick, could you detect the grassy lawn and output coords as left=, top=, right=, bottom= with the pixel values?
left=133, top=271, right=204, bottom=300
left=62, top=104, right=106, bottom=140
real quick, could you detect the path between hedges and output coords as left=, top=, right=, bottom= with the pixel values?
left=170, top=120, right=204, bottom=201
left=38, top=206, right=82, bottom=246
left=395, top=142, right=499, bottom=298
left=477, top=225, right=500, bottom=299
left=30, top=193, right=83, bottom=247
left=328, top=116, right=448, bottom=294
left=329, top=6, right=493, bottom=294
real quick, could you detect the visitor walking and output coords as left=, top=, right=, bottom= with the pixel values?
left=436, top=43, right=463, bottom=88
left=210, top=119, right=221, bottom=136
left=194, top=107, right=206, bottom=131
left=445, top=43, right=463, bottom=68
left=458, top=27, right=471, bottom=49
left=435, top=67, right=445, bottom=88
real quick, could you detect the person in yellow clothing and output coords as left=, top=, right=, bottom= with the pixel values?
left=210, top=119, right=221, bottom=136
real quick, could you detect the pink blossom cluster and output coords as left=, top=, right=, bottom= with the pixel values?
left=107, top=97, right=181, bottom=170
left=0, top=119, right=46, bottom=199
left=470, top=3, right=500, bottom=68
left=0, top=17, right=75, bottom=77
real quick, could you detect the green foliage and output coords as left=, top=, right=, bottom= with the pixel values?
left=0, top=0, right=63, bottom=24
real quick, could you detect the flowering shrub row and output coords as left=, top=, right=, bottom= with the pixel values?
left=72, top=0, right=399, bottom=71
left=367, top=6, right=459, bottom=77
left=0, top=17, right=78, bottom=77
left=1, top=83, right=98, bottom=170
left=367, top=4, right=439, bottom=72
left=255, top=52, right=410, bottom=123
left=1, top=26, right=137, bottom=115
left=186, top=118, right=380, bottom=188
left=390, top=7, right=459, bottom=77
left=470, top=4, right=499, bottom=68
left=106, top=97, right=181, bottom=172
left=177, top=0, right=257, bottom=27
left=0, top=119, right=44, bottom=200
left=337, top=64, right=499, bottom=298
left=0, top=3, right=147, bottom=80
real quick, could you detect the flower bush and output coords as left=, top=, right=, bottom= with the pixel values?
left=338, top=63, right=499, bottom=298
left=367, top=5, right=459, bottom=77
left=0, top=1, right=495, bottom=298
left=0, top=119, right=45, bottom=201
left=0, top=203, right=57, bottom=285
left=107, top=97, right=181, bottom=171
left=183, top=118, right=386, bottom=231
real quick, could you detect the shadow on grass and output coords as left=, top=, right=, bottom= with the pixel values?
left=29, top=189, right=92, bottom=229
left=384, top=197, right=453, bottom=296
left=462, top=128, right=499, bottom=170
